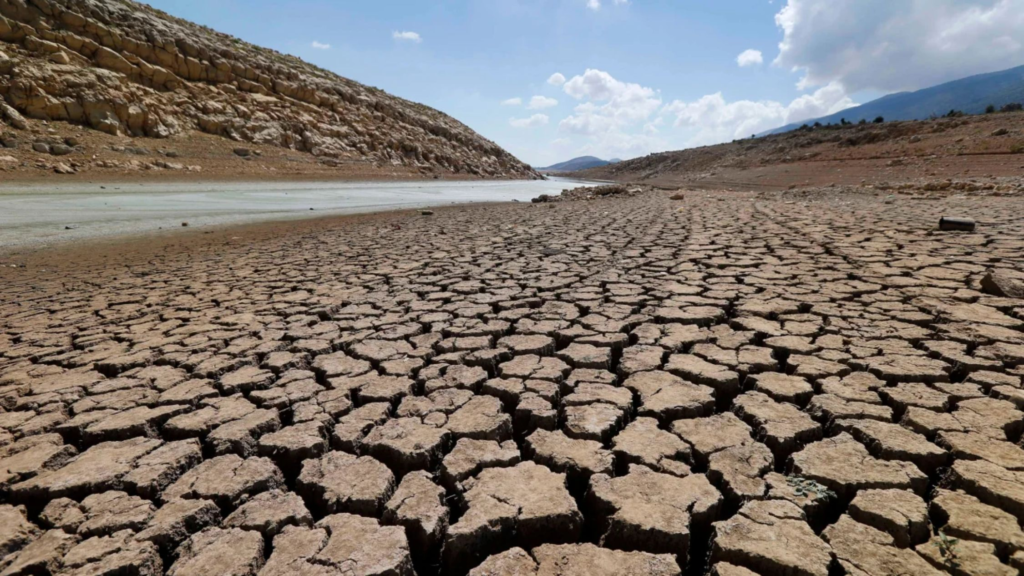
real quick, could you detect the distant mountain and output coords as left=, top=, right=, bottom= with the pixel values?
left=767, top=64, right=1024, bottom=135
left=539, top=156, right=613, bottom=172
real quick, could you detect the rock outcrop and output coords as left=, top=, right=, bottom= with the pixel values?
left=0, top=0, right=537, bottom=178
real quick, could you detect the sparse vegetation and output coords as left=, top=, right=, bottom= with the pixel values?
left=786, top=476, right=837, bottom=501
left=986, top=104, right=997, bottom=114
left=873, top=116, right=885, bottom=124
left=934, top=531, right=961, bottom=571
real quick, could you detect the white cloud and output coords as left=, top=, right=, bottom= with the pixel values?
left=561, top=69, right=662, bottom=135
left=547, top=73, right=567, bottom=87
left=736, top=49, right=763, bottom=67
left=310, top=41, right=331, bottom=50
left=774, top=0, right=1024, bottom=92
left=663, top=81, right=855, bottom=146
left=586, top=0, right=628, bottom=10
left=528, top=96, right=559, bottom=110
left=510, top=114, right=550, bottom=128
left=392, top=31, right=422, bottom=43
left=501, top=97, right=523, bottom=106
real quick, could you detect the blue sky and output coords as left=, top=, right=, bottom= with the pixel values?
left=147, top=0, right=1024, bottom=166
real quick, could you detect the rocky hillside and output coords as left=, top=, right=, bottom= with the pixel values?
left=575, top=111, right=1024, bottom=193
left=0, top=0, right=537, bottom=179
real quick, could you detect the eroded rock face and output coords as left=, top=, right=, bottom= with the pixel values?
left=0, top=0, right=538, bottom=179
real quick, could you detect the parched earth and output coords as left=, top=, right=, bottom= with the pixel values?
left=2, top=188, right=1024, bottom=576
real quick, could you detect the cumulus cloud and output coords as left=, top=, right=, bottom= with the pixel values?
left=528, top=96, right=559, bottom=110
left=736, top=49, right=763, bottom=67
left=560, top=69, right=662, bottom=135
left=547, top=73, right=567, bottom=87
left=501, top=97, right=523, bottom=106
left=509, top=114, right=550, bottom=128
left=392, top=31, right=422, bottom=43
left=586, top=0, right=628, bottom=10
left=310, top=41, right=331, bottom=50
left=775, top=0, right=1024, bottom=92
left=663, top=81, right=855, bottom=146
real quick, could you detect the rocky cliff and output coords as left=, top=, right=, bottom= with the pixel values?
left=0, top=0, right=538, bottom=179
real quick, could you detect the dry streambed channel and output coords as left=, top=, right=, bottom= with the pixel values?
left=1, top=188, right=1023, bottom=575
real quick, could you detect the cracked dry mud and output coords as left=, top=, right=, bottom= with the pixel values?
left=1, top=188, right=1024, bottom=576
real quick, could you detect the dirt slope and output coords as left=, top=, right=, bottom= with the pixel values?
left=575, top=112, right=1024, bottom=193
left=0, top=0, right=538, bottom=181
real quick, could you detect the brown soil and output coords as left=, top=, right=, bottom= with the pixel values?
left=2, top=185, right=1023, bottom=576
left=574, top=111, right=1024, bottom=195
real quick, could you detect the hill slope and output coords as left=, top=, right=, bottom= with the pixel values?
left=0, top=0, right=537, bottom=179
left=574, top=111, right=1024, bottom=192
left=767, top=65, right=1024, bottom=135
left=539, top=156, right=611, bottom=172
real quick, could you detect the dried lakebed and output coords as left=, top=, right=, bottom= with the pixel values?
left=1, top=189, right=1024, bottom=576
left=0, top=177, right=592, bottom=250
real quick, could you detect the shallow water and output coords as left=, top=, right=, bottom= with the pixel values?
left=0, top=177, right=591, bottom=250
